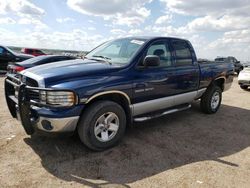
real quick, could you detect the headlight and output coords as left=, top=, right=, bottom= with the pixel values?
left=39, top=90, right=77, bottom=107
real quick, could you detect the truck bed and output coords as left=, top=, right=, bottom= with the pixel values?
left=198, top=61, right=234, bottom=90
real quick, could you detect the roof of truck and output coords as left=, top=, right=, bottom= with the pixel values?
left=120, top=36, right=188, bottom=41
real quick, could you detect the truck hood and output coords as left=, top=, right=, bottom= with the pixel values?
left=21, top=59, right=120, bottom=87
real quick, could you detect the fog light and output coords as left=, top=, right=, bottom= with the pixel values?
left=41, top=120, right=53, bottom=130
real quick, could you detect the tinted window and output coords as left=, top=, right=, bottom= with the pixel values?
left=215, top=58, right=226, bottom=61
left=146, top=41, right=172, bottom=67
left=0, top=47, right=5, bottom=54
left=172, top=40, right=193, bottom=66
left=20, top=56, right=46, bottom=65
left=35, top=49, right=43, bottom=54
left=4, top=47, right=16, bottom=55
left=27, top=49, right=32, bottom=53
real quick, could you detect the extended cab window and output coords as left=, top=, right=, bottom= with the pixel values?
left=172, top=40, right=193, bottom=66
left=146, top=41, right=172, bottom=67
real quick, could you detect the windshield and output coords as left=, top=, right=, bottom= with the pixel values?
left=85, top=38, right=146, bottom=65
left=5, top=46, right=17, bottom=55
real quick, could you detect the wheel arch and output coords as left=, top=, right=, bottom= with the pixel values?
left=82, top=91, right=132, bottom=124
left=211, top=77, right=226, bottom=91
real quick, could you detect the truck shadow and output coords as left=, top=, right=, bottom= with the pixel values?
left=24, top=102, right=250, bottom=187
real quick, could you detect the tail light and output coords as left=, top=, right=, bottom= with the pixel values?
left=8, top=65, right=25, bottom=73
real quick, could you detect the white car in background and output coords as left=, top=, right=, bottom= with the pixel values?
left=238, top=68, right=250, bottom=90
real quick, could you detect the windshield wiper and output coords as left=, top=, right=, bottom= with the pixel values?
left=92, top=55, right=111, bottom=60
left=90, top=55, right=112, bottom=65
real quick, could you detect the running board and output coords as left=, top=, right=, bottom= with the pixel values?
left=133, top=104, right=191, bottom=122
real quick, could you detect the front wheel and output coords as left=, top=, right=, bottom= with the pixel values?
left=200, top=85, right=222, bottom=114
left=77, top=100, right=126, bottom=151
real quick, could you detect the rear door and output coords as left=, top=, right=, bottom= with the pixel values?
left=170, top=39, right=200, bottom=94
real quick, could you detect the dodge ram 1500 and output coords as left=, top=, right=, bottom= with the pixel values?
left=5, top=37, right=234, bottom=150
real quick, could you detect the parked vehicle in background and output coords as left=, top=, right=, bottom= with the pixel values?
left=5, top=37, right=234, bottom=151
left=21, top=48, right=46, bottom=56
left=228, top=56, right=244, bottom=74
left=7, top=55, right=76, bottom=74
left=215, top=56, right=243, bottom=74
left=238, top=68, right=250, bottom=90
left=0, top=46, right=33, bottom=71
left=198, top=58, right=213, bottom=64
left=242, top=61, right=250, bottom=68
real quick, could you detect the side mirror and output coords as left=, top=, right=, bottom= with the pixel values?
left=143, top=55, right=160, bottom=67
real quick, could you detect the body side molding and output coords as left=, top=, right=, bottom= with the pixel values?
left=80, top=90, right=131, bottom=105
left=132, top=89, right=206, bottom=116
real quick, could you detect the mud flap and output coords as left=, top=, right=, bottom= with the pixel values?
left=18, top=84, right=34, bottom=135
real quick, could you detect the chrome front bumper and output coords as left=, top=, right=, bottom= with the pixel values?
left=35, top=116, right=79, bottom=133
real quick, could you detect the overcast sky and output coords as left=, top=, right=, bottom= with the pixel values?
left=0, top=0, right=250, bottom=60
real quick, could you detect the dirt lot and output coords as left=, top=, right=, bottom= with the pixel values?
left=0, top=75, right=250, bottom=188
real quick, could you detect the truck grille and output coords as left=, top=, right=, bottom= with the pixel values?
left=28, top=90, right=40, bottom=102
left=7, top=74, right=40, bottom=102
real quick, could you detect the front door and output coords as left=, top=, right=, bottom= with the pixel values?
left=132, top=40, right=177, bottom=116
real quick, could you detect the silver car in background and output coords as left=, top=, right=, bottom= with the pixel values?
left=238, top=68, right=250, bottom=90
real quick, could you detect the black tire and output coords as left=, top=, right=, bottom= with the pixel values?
left=200, top=85, right=222, bottom=114
left=77, top=100, right=126, bottom=151
left=240, top=85, right=248, bottom=90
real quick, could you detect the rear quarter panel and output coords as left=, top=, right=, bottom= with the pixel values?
left=199, top=62, right=234, bottom=90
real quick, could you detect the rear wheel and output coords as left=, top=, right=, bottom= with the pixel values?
left=200, top=85, right=222, bottom=114
left=240, top=85, right=248, bottom=90
left=77, top=100, right=126, bottom=151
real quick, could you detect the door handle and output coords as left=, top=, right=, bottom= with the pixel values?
left=134, top=83, right=147, bottom=88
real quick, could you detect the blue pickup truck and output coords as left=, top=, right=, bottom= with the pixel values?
left=5, top=37, right=234, bottom=150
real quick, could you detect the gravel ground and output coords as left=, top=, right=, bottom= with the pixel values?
left=0, top=75, right=250, bottom=188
